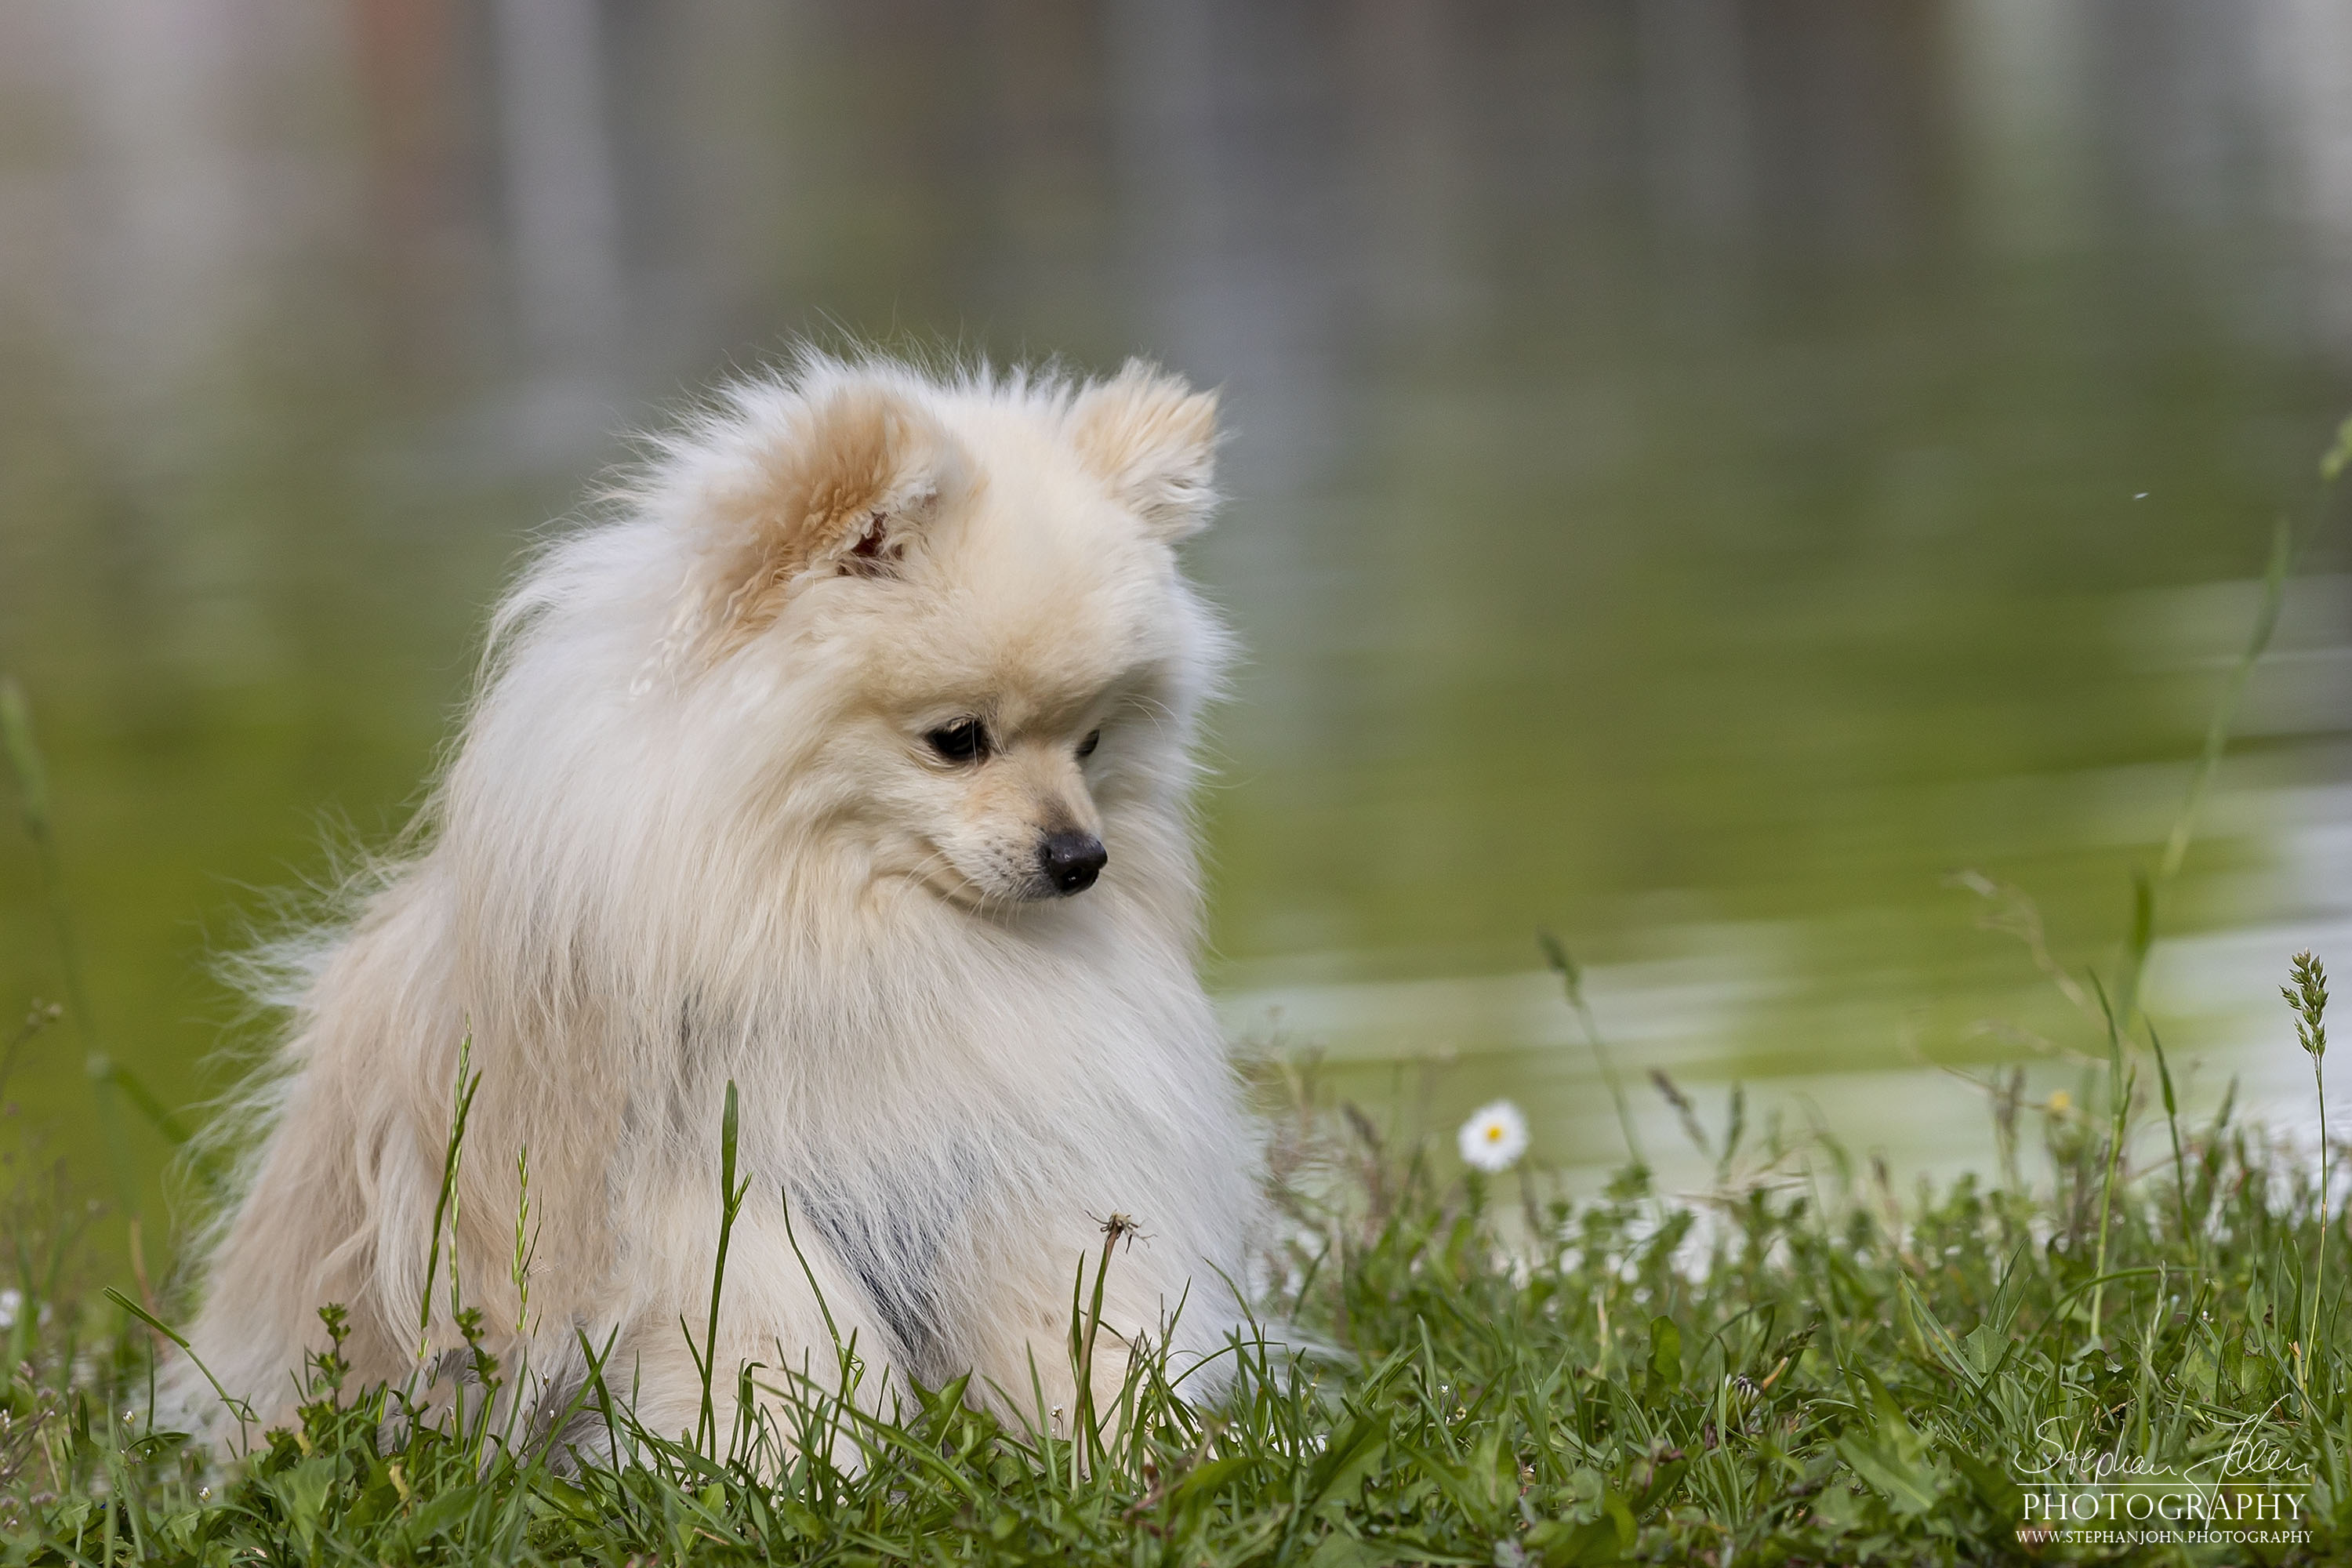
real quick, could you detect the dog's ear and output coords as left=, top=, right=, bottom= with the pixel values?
left=688, top=374, right=960, bottom=642
left=1066, top=360, right=1220, bottom=542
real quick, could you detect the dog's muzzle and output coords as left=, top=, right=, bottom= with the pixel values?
left=1038, top=830, right=1108, bottom=895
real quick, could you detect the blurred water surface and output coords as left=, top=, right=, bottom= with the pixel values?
left=5, top=1, right=2352, bottom=1229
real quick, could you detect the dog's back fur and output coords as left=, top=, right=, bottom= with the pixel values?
left=170, top=352, right=1262, bottom=1450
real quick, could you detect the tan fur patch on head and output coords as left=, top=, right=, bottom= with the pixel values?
left=695, top=378, right=960, bottom=651
left=1065, top=360, right=1220, bottom=541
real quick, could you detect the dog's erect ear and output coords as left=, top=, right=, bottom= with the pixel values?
left=1066, top=360, right=1220, bottom=542
left=688, top=375, right=960, bottom=642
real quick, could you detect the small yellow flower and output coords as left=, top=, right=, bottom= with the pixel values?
left=2046, top=1091, right=2072, bottom=1117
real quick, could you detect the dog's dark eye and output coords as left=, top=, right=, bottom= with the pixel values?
left=927, top=720, right=989, bottom=763
left=1076, top=729, right=1101, bottom=759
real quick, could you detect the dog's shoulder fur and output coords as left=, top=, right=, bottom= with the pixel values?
left=169, top=351, right=1262, bottom=1450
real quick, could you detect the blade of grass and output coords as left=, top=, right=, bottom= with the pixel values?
left=698, top=1080, right=750, bottom=1457
left=2087, top=972, right=2135, bottom=1347
left=1540, top=930, right=1645, bottom=1173
left=2146, top=1022, right=2194, bottom=1258
left=0, top=678, right=140, bottom=1238
left=2155, top=514, right=2294, bottom=891
left=417, top=1031, right=481, bottom=1363
left=101, top=1288, right=252, bottom=1456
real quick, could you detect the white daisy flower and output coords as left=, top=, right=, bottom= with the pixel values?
left=0, top=1288, right=19, bottom=1330
left=1457, top=1099, right=1529, bottom=1173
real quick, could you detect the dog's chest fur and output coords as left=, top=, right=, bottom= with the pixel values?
left=788, top=1144, right=978, bottom=1383
left=634, top=961, right=1203, bottom=1382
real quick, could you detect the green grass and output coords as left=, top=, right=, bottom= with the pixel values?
left=2, top=419, right=2351, bottom=1565
left=1, top=1001, right=2350, bottom=1566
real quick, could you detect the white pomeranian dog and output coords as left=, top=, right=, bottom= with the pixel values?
left=168, top=352, right=1264, bottom=1455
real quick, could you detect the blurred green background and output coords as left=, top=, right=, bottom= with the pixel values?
left=4, top=1, right=2352, bottom=1258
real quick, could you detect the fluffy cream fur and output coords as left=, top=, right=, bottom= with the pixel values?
left=167, top=353, right=1262, bottom=1454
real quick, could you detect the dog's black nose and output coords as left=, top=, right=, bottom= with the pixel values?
left=1039, top=830, right=1107, bottom=895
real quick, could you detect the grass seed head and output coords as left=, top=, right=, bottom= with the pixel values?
left=2285, top=949, right=2329, bottom=1058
